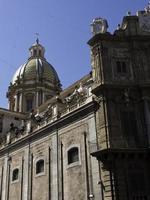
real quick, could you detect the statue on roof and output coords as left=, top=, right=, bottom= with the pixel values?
left=145, top=1, right=150, bottom=13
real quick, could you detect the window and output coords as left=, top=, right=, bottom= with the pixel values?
left=36, top=159, right=44, bottom=174
left=26, top=98, right=33, bottom=112
left=34, top=49, right=37, bottom=56
left=116, top=61, right=127, bottom=73
left=68, top=147, right=79, bottom=164
left=12, top=168, right=19, bottom=182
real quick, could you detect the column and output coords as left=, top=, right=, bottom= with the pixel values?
left=36, top=91, right=39, bottom=108
left=23, top=147, right=29, bottom=200
left=42, top=92, right=45, bottom=104
left=2, top=156, right=8, bottom=200
left=14, top=95, right=18, bottom=112
left=19, top=93, right=23, bottom=112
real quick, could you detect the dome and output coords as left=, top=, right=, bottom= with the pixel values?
left=12, top=40, right=60, bottom=86
left=7, top=40, right=62, bottom=113
left=12, top=58, right=60, bottom=85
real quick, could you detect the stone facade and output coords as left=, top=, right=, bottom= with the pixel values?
left=0, top=71, right=101, bottom=200
left=0, top=100, right=100, bottom=199
left=90, top=4, right=150, bottom=200
left=1, top=4, right=150, bottom=200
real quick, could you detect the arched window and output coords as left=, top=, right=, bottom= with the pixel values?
left=26, top=94, right=34, bottom=112
left=26, top=99, right=33, bottom=111
left=39, top=50, right=41, bottom=56
left=34, top=49, right=37, bottom=56
left=12, top=168, right=19, bottom=181
left=36, top=159, right=44, bottom=174
left=68, top=147, right=79, bottom=164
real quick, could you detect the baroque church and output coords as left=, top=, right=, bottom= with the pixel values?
left=0, top=4, right=150, bottom=200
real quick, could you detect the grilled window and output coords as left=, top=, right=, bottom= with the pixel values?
left=116, top=61, right=127, bottom=74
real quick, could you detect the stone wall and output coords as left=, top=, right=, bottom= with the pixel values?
left=0, top=112, right=100, bottom=200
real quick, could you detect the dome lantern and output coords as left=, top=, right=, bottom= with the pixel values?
left=29, top=39, right=45, bottom=59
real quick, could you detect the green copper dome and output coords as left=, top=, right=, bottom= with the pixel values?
left=11, top=41, right=61, bottom=89
left=12, top=58, right=60, bottom=85
left=7, top=40, right=62, bottom=113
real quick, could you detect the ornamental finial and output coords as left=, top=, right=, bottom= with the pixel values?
left=145, top=1, right=150, bottom=13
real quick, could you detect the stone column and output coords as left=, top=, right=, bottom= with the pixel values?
left=14, top=94, right=18, bottom=112
left=23, top=147, right=29, bottom=200
left=36, top=91, right=39, bottom=107
left=51, top=132, right=58, bottom=200
left=2, top=156, right=8, bottom=200
left=88, top=115, right=102, bottom=200
left=19, top=93, right=23, bottom=112
left=42, top=92, right=45, bottom=104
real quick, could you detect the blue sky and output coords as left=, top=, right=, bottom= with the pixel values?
left=0, top=0, right=148, bottom=108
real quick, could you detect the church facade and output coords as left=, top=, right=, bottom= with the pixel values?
left=0, top=4, right=150, bottom=200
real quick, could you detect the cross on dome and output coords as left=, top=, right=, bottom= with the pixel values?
left=29, top=35, right=45, bottom=59
left=35, top=33, right=39, bottom=44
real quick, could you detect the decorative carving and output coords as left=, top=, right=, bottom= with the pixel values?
left=43, top=104, right=53, bottom=122
left=93, top=95, right=105, bottom=104
left=91, top=18, right=108, bottom=35
left=92, top=46, right=101, bottom=56
left=122, top=88, right=130, bottom=106
left=145, top=1, right=150, bottom=13
left=64, top=83, right=87, bottom=104
left=9, top=123, right=19, bottom=135
left=91, top=46, right=101, bottom=83
left=29, top=109, right=43, bottom=125
left=138, top=2, right=150, bottom=33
